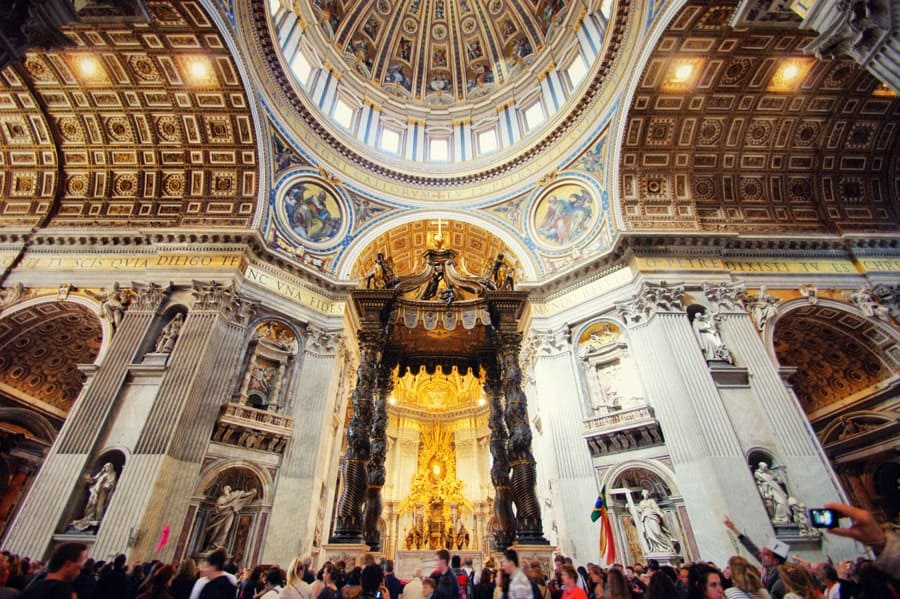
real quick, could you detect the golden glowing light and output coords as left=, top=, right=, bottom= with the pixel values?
left=673, top=63, right=694, bottom=83
left=77, top=56, right=101, bottom=78
left=388, top=396, right=397, bottom=405
left=782, top=64, right=800, bottom=81
left=189, top=58, right=210, bottom=80
left=477, top=397, right=486, bottom=407
left=432, top=464, right=441, bottom=476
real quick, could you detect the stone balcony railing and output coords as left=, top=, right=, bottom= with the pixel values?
left=582, top=405, right=664, bottom=457
left=212, top=403, right=294, bottom=454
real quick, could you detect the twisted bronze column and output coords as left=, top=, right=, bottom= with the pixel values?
left=332, top=332, right=384, bottom=544
left=496, top=333, right=548, bottom=545
left=485, top=364, right=516, bottom=550
left=363, top=362, right=393, bottom=550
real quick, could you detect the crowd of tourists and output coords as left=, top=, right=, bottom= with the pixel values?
left=0, top=502, right=895, bottom=599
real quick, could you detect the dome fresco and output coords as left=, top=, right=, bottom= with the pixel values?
left=313, top=0, right=568, bottom=106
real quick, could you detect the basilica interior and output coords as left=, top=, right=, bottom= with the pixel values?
left=0, top=0, right=897, bottom=571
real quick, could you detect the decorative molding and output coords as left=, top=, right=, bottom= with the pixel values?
left=191, top=281, right=257, bottom=326
left=582, top=406, right=664, bottom=457
left=742, top=285, right=781, bottom=332
left=702, top=281, right=746, bottom=314
left=130, top=281, right=171, bottom=313
left=303, top=324, right=343, bottom=356
left=799, top=283, right=818, bottom=304
left=616, top=281, right=685, bottom=326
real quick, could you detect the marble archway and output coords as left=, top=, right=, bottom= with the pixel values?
left=0, top=299, right=104, bottom=538
left=770, top=301, right=899, bottom=524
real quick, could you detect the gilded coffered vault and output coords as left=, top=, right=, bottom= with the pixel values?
left=619, top=0, right=900, bottom=234
left=0, top=0, right=259, bottom=228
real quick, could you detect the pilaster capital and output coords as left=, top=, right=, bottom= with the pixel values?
left=130, top=281, right=171, bottom=312
left=302, top=323, right=343, bottom=356
left=616, top=281, right=685, bottom=326
left=191, top=280, right=257, bottom=326
left=702, top=280, right=746, bottom=314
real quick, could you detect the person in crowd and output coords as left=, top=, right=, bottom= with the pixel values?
left=361, top=555, right=383, bottom=598
left=239, top=565, right=267, bottom=599
left=560, top=565, right=587, bottom=599
left=172, top=559, right=199, bottom=599
left=193, top=548, right=238, bottom=599
left=423, top=578, right=437, bottom=599
left=303, top=559, right=316, bottom=586
left=501, top=550, right=533, bottom=599
left=404, top=568, right=425, bottom=599
left=606, top=568, right=629, bottom=599
left=775, top=565, right=817, bottom=599
left=311, top=562, right=331, bottom=599
left=261, top=568, right=285, bottom=599
left=724, top=557, right=769, bottom=599
left=434, top=550, right=461, bottom=599
left=319, top=564, right=342, bottom=599
left=586, top=565, right=605, bottom=599
left=646, top=571, right=679, bottom=599
left=475, top=568, right=495, bottom=599
left=723, top=518, right=787, bottom=599
left=73, top=557, right=95, bottom=599
left=95, top=553, right=129, bottom=599
left=282, top=557, right=312, bottom=599
left=676, top=568, right=690, bottom=599
left=20, top=542, right=87, bottom=599
left=529, top=564, right=550, bottom=599
left=384, top=560, right=405, bottom=599
left=137, top=564, right=175, bottom=599
left=686, top=565, right=724, bottom=599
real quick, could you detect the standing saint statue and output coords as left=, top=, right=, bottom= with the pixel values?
left=154, top=313, right=184, bottom=353
left=98, top=282, right=129, bottom=330
left=204, top=485, right=257, bottom=549
left=71, top=463, right=117, bottom=531
left=692, top=311, right=733, bottom=363
left=636, top=489, right=675, bottom=554
left=753, top=461, right=814, bottom=533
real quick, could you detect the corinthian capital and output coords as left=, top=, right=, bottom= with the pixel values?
left=616, top=281, right=685, bottom=326
left=191, top=281, right=256, bottom=325
left=702, top=281, right=746, bottom=314
left=130, top=281, right=171, bottom=312
left=303, top=323, right=343, bottom=356
left=532, top=326, right=571, bottom=356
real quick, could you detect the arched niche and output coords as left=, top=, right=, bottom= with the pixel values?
left=600, top=461, right=696, bottom=565
left=182, top=461, right=273, bottom=567
left=140, top=304, right=189, bottom=362
left=62, top=449, right=126, bottom=535
left=574, top=319, right=647, bottom=419
left=233, top=319, right=302, bottom=413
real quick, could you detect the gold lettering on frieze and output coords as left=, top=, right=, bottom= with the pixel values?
left=856, top=258, right=900, bottom=273
left=531, top=267, right=633, bottom=316
left=18, top=253, right=244, bottom=271
left=244, top=265, right=345, bottom=316
left=631, top=256, right=863, bottom=275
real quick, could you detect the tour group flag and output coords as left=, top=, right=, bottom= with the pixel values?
left=591, top=490, right=616, bottom=565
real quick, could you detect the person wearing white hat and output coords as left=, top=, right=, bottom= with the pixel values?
left=723, top=517, right=788, bottom=599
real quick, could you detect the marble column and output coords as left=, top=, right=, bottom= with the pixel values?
left=495, top=333, right=548, bottom=545
left=332, top=331, right=386, bottom=544
left=99, top=282, right=257, bottom=560
left=2, top=282, right=169, bottom=558
left=529, top=327, right=597, bottom=560
left=705, top=282, right=856, bottom=559
left=485, top=363, right=515, bottom=549
left=261, top=325, right=343, bottom=564
left=617, top=282, right=770, bottom=563
left=363, top=361, right=393, bottom=551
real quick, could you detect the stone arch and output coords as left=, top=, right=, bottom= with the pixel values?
left=599, top=459, right=680, bottom=498
left=182, top=459, right=274, bottom=565
left=572, top=317, right=648, bottom=420
left=0, top=407, right=58, bottom=535
left=0, top=297, right=106, bottom=419
left=767, top=299, right=899, bottom=415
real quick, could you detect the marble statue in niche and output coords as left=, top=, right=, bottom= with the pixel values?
left=154, top=313, right=184, bottom=353
left=753, top=462, right=817, bottom=536
left=691, top=310, right=734, bottom=363
left=204, top=486, right=257, bottom=549
left=636, top=489, right=676, bottom=554
left=580, top=323, right=646, bottom=416
left=71, top=463, right=117, bottom=532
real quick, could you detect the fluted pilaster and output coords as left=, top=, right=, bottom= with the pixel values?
left=2, top=286, right=166, bottom=557
left=261, top=325, right=342, bottom=563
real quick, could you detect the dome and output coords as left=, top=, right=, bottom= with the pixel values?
left=265, top=0, right=616, bottom=170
